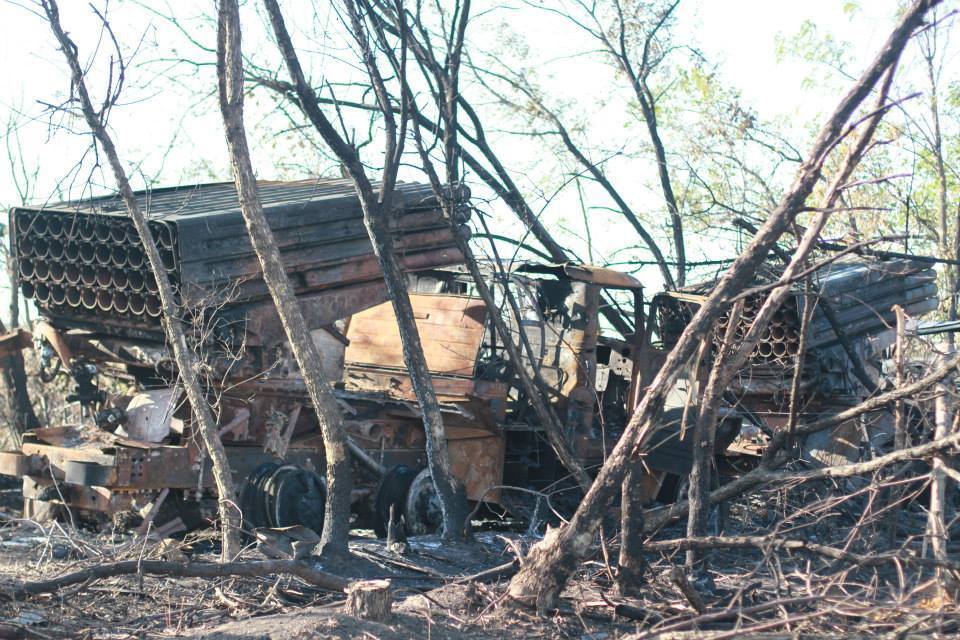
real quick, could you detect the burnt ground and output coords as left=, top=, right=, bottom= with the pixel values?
left=0, top=513, right=641, bottom=640
left=0, top=479, right=958, bottom=638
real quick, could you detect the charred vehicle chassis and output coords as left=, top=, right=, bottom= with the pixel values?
left=0, top=179, right=931, bottom=537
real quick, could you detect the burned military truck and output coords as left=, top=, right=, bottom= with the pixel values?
left=648, top=258, right=939, bottom=473
left=0, top=178, right=934, bottom=536
left=0, top=179, right=684, bottom=535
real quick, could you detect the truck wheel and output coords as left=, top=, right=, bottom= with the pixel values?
left=240, top=462, right=278, bottom=533
left=269, top=466, right=326, bottom=533
left=404, top=468, right=443, bottom=536
left=239, top=463, right=325, bottom=536
left=373, top=465, right=417, bottom=538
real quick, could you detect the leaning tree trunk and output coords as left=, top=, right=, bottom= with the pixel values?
left=929, top=347, right=955, bottom=593
left=407, top=118, right=592, bottom=492
left=356, top=206, right=469, bottom=538
left=2, top=248, right=37, bottom=439
left=263, top=0, right=469, bottom=539
left=506, top=0, right=938, bottom=610
left=617, top=455, right=647, bottom=597
left=681, top=58, right=900, bottom=570
left=685, top=299, right=743, bottom=569
left=397, top=16, right=593, bottom=493
left=0, top=318, right=38, bottom=445
left=216, top=0, right=353, bottom=555
left=40, top=0, right=241, bottom=560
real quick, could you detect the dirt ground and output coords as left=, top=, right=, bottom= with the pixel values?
left=0, top=515, right=641, bottom=640
left=0, top=477, right=959, bottom=639
left=0, top=478, right=636, bottom=640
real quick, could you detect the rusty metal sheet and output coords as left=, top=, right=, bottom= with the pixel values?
left=345, top=294, right=488, bottom=376
left=0, top=328, right=32, bottom=359
left=448, top=434, right=505, bottom=503
left=513, top=262, right=642, bottom=289
left=239, top=281, right=388, bottom=350
left=562, top=264, right=643, bottom=289
left=300, top=246, right=465, bottom=293
left=20, top=442, right=115, bottom=479
left=341, top=366, right=507, bottom=406
left=0, top=451, right=38, bottom=476
left=22, top=476, right=138, bottom=513
left=19, top=438, right=325, bottom=492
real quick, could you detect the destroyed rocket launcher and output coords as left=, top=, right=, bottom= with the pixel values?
left=707, top=258, right=937, bottom=363
left=11, top=179, right=469, bottom=340
left=656, top=258, right=939, bottom=400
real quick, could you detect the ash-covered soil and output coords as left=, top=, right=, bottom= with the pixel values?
left=0, top=498, right=637, bottom=640
left=0, top=481, right=957, bottom=638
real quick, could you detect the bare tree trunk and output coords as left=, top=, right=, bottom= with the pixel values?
left=506, top=1, right=935, bottom=609
left=215, top=0, right=353, bottom=555
left=2, top=233, right=38, bottom=440
left=685, top=300, right=742, bottom=569
left=0, top=320, right=38, bottom=444
left=929, top=346, right=954, bottom=593
left=687, top=58, right=900, bottom=495
left=391, top=0, right=593, bottom=493
left=921, top=20, right=954, bottom=347
left=40, top=0, right=240, bottom=561
left=676, top=57, right=899, bottom=568
left=263, top=0, right=469, bottom=539
left=894, top=306, right=908, bottom=453
left=786, top=278, right=815, bottom=444
left=885, top=305, right=908, bottom=546
left=409, top=124, right=592, bottom=492
left=617, top=456, right=647, bottom=596
left=367, top=218, right=470, bottom=538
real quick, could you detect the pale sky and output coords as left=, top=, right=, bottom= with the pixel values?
left=0, top=0, right=953, bottom=309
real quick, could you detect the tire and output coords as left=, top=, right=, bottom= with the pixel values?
left=404, top=467, right=443, bottom=536
left=239, top=462, right=279, bottom=533
left=373, top=465, right=417, bottom=538
left=272, top=467, right=325, bottom=533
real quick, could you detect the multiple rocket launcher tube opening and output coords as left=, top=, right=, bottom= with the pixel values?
left=15, top=212, right=173, bottom=320
left=12, top=180, right=472, bottom=330
left=713, top=296, right=803, bottom=362
left=709, top=260, right=938, bottom=366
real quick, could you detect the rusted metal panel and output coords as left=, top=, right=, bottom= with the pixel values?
left=21, top=442, right=116, bottom=480
left=448, top=434, right=505, bottom=503
left=0, top=451, right=38, bottom=476
left=562, top=264, right=643, bottom=289
left=343, top=367, right=486, bottom=399
left=22, top=476, right=139, bottom=513
left=240, top=281, right=388, bottom=350
left=300, top=247, right=464, bottom=294
left=0, top=329, right=32, bottom=359
left=345, top=294, right=488, bottom=376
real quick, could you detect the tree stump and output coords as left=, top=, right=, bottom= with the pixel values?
left=345, top=579, right=393, bottom=621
